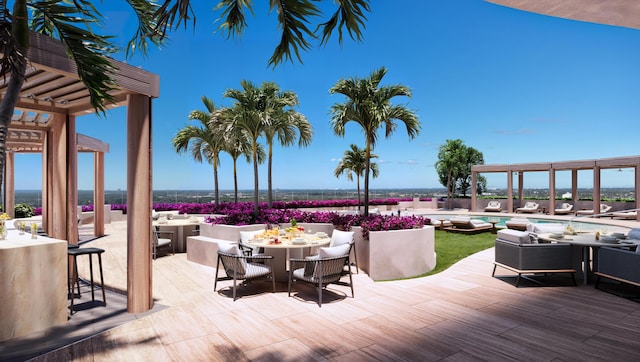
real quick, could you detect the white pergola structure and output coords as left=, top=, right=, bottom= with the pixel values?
left=0, top=32, right=159, bottom=313
left=485, top=0, right=640, bottom=30
left=4, top=122, right=109, bottom=237
left=471, top=156, right=640, bottom=220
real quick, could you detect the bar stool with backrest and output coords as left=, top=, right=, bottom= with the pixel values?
left=67, top=247, right=106, bottom=314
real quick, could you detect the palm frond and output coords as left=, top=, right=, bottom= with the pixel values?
left=125, top=0, right=164, bottom=57
left=268, top=0, right=320, bottom=67
left=317, top=0, right=369, bottom=46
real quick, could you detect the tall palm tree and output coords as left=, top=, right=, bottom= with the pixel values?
left=172, top=96, right=226, bottom=206
left=260, top=83, right=312, bottom=207
left=0, top=0, right=370, bottom=200
left=330, top=67, right=421, bottom=216
left=223, top=81, right=270, bottom=216
left=334, top=144, right=379, bottom=211
left=435, top=139, right=465, bottom=210
left=214, top=107, right=265, bottom=204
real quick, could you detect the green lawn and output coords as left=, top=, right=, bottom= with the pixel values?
left=422, top=230, right=496, bottom=277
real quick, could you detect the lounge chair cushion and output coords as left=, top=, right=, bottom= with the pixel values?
left=497, top=229, right=532, bottom=245
left=528, top=223, right=565, bottom=234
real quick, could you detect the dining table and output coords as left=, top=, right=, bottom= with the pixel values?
left=538, top=232, right=639, bottom=285
left=153, top=217, right=202, bottom=253
left=247, top=232, right=331, bottom=282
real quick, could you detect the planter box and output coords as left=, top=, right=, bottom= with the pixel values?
left=363, top=226, right=436, bottom=281
left=199, top=223, right=264, bottom=241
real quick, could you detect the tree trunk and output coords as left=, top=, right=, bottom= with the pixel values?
left=446, top=170, right=452, bottom=209
left=0, top=0, right=29, bottom=203
left=356, top=175, right=361, bottom=211
left=267, top=141, right=273, bottom=208
left=363, top=142, right=371, bottom=216
left=233, top=158, right=238, bottom=203
left=213, top=162, right=219, bottom=207
left=252, top=142, right=259, bottom=217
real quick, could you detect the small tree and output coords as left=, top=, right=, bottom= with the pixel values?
left=334, top=144, right=379, bottom=210
left=435, top=139, right=486, bottom=207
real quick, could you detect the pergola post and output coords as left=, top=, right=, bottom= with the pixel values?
left=3, top=152, right=14, bottom=218
left=549, top=168, right=556, bottom=215
left=471, top=171, right=477, bottom=211
left=636, top=164, right=640, bottom=221
left=507, top=170, right=514, bottom=212
left=47, top=113, right=68, bottom=240
left=571, top=169, right=578, bottom=203
left=593, top=166, right=601, bottom=217
left=94, top=151, right=105, bottom=236
left=126, top=93, right=153, bottom=313
left=66, top=115, right=78, bottom=245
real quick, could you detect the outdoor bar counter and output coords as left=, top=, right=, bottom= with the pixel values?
left=0, top=229, right=67, bottom=342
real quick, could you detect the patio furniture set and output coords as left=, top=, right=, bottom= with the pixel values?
left=213, top=228, right=356, bottom=307
left=492, top=227, right=640, bottom=293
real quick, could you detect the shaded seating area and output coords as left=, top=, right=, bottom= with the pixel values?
left=444, top=217, right=492, bottom=234
left=214, top=244, right=275, bottom=301
left=484, top=200, right=502, bottom=212
left=575, top=203, right=612, bottom=216
left=516, top=202, right=539, bottom=213
left=554, top=202, right=574, bottom=215
left=492, top=229, right=576, bottom=287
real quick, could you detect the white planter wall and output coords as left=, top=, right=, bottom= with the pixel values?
left=367, top=226, right=436, bottom=281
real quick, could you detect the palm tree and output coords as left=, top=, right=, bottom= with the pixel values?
left=214, top=107, right=266, bottom=204
left=172, top=96, right=226, bottom=206
left=223, top=81, right=270, bottom=216
left=329, top=67, right=421, bottom=216
left=260, top=83, right=312, bottom=207
left=334, top=144, right=379, bottom=211
left=0, top=0, right=370, bottom=200
left=435, top=139, right=466, bottom=209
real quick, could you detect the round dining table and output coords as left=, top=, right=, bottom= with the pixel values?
left=247, top=233, right=331, bottom=282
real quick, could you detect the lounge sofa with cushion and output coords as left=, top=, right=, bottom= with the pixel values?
left=444, top=216, right=492, bottom=234
left=492, top=229, right=576, bottom=287
left=554, top=203, right=574, bottom=215
left=595, top=228, right=640, bottom=288
left=516, top=202, right=539, bottom=213
left=484, top=201, right=502, bottom=212
left=505, top=218, right=530, bottom=231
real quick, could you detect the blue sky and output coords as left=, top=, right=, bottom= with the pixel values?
left=14, top=0, right=640, bottom=191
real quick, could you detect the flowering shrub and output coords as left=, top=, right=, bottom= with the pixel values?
left=360, top=215, right=428, bottom=240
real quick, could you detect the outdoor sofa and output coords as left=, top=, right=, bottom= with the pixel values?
left=594, top=228, right=640, bottom=289
left=492, top=229, right=576, bottom=287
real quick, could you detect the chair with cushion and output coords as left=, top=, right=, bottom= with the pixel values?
left=554, top=203, right=573, bottom=215
left=214, top=243, right=275, bottom=301
left=238, top=230, right=265, bottom=256
left=576, top=204, right=612, bottom=216
left=153, top=226, right=174, bottom=259
left=484, top=200, right=502, bottom=212
left=330, top=229, right=358, bottom=273
left=444, top=217, right=492, bottom=234
left=595, top=246, right=640, bottom=289
left=492, top=229, right=576, bottom=287
left=288, top=243, right=354, bottom=307
left=516, top=202, right=539, bottom=213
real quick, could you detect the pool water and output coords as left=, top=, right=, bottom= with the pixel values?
left=424, top=214, right=608, bottom=232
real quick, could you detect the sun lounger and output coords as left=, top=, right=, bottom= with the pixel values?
left=444, top=217, right=492, bottom=234
left=575, top=204, right=612, bottom=216
left=484, top=201, right=502, bottom=212
left=612, top=210, right=637, bottom=220
left=505, top=218, right=529, bottom=231
left=516, top=202, right=539, bottom=213
left=554, top=203, right=573, bottom=215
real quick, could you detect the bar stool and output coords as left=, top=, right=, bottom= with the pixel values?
left=68, top=247, right=106, bottom=314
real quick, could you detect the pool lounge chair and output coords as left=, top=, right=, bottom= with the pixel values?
left=444, top=217, right=492, bottom=234
left=554, top=203, right=573, bottom=215
left=505, top=218, right=529, bottom=231
left=516, top=202, right=539, bottom=213
left=484, top=201, right=502, bottom=212
left=612, top=210, right=638, bottom=220
left=575, top=204, right=612, bottom=216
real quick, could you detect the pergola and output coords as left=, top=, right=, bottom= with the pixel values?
left=485, top=0, right=640, bottom=30
left=0, top=32, right=159, bottom=313
left=471, top=156, right=640, bottom=220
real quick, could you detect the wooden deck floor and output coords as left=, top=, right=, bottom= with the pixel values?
left=22, top=221, right=640, bottom=360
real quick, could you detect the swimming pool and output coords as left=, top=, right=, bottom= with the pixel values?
left=422, top=214, right=621, bottom=232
